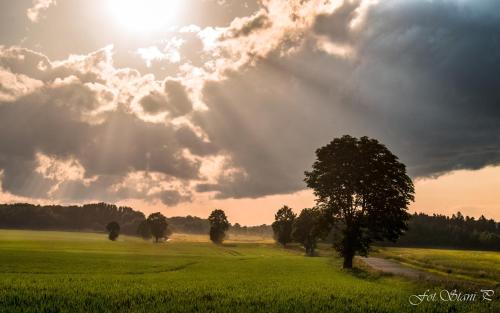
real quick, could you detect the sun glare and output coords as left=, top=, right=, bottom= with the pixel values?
left=108, top=0, right=180, bottom=33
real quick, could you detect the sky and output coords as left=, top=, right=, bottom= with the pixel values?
left=0, top=0, right=499, bottom=225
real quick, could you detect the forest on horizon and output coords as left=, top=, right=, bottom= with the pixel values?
left=0, top=202, right=498, bottom=251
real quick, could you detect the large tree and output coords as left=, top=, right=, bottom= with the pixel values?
left=208, top=209, right=230, bottom=244
left=146, top=212, right=170, bottom=243
left=305, top=135, right=414, bottom=268
left=272, top=205, right=296, bottom=247
left=292, top=208, right=324, bottom=256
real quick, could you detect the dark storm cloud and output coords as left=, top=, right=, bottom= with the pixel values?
left=163, top=80, right=193, bottom=117
left=194, top=51, right=357, bottom=199
left=314, top=0, right=359, bottom=43
left=0, top=78, right=201, bottom=201
left=46, top=175, right=124, bottom=203
left=0, top=157, right=53, bottom=199
left=352, top=0, right=500, bottom=176
left=0, top=83, right=94, bottom=159
left=158, top=189, right=192, bottom=206
left=139, top=80, right=194, bottom=117
left=52, top=175, right=191, bottom=207
left=0, top=82, right=94, bottom=198
left=175, top=126, right=218, bottom=157
left=79, top=111, right=200, bottom=179
left=139, top=91, right=169, bottom=115
left=194, top=0, right=500, bottom=199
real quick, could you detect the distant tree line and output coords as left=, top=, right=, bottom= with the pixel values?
left=0, top=203, right=269, bottom=239
left=256, top=210, right=500, bottom=253
left=271, top=207, right=500, bottom=253
left=231, top=223, right=273, bottom=238
left=167, top=216, right=210, bottom=234
left=1, top=203, right=498, bottom=250
left=380, top=212, right=500, bottom=251
left=0, top=203, right=145, bottom=235
left=146, top=215, right=272, bottom=238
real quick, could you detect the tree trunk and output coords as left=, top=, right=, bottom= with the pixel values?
left=343, top=254, right=354, bottom=268
left=308, top=247, right=315, bottom=257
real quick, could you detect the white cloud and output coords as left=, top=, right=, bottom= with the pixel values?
left=26, top=0, right=57, bottom=23
left=136, top=38, right=184, bottom=67
left=0, top=68, right=43, bottom=101
left=137, top=46, right=167, bottom=67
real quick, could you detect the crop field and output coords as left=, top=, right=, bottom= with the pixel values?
left=377, top=247, right=500, bottom=286
left=0, top=230, right=497, bottom=313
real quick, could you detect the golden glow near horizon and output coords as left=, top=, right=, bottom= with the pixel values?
left=108, top=0, right=180, bottom=33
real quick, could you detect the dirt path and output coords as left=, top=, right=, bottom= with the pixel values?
left=359, top=257, right=431, bottom=279
left=360, top=257, right=500, bottom=293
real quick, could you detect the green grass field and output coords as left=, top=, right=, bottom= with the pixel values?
left=0, top=230, right=497, bottom=313
left=377, top=247, right=500, bottom=286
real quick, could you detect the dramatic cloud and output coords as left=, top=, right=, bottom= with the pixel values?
left=0, top=46, right=214, bottom=205
left=314, top=0, right=360, bottom=44
left=158, top=189, right=192, bottom=206
left=139, top=80, right=193, bottom=118
left=0, top=68, right=43, bottom=101
left=2, top=0, right=500, bottom=208
left=194, top=51, right=352, bottom=198
left=137, top=39, right=183, bottom=68
left=349, top=0, right=500, bottom=176
left=194, top=0, right=346, bottom=78
left=0, top=45, right=112, bottom=84
left=191, top=0, right=500, bottom=199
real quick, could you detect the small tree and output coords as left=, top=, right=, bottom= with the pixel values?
left=147, top=212, right=169, bottom=243
left=106, top=221, right=120, bottom=241
left=136, top=219, right=152, bottom=240
left=305, top=135, right=414, bottom=268
left=292, top=208, right=323, bottom=256
left=208, top=209, right=230, bottom=244
left=272, top=205, right=296, bottom=247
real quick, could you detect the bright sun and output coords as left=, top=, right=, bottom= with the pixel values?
left=108, top=0, right=180, bottom=33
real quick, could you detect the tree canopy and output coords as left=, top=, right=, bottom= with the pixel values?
left=208, top=209, right=230, bottom=244
left=106, top=221, right=120, bottom=241
left=292, top=208, right=324, bottom=256
left=147, top=212, right=170, bottom=243
left=272, top=206, right=296, bottom=247
left=305, top=135, right=414, bottom=268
